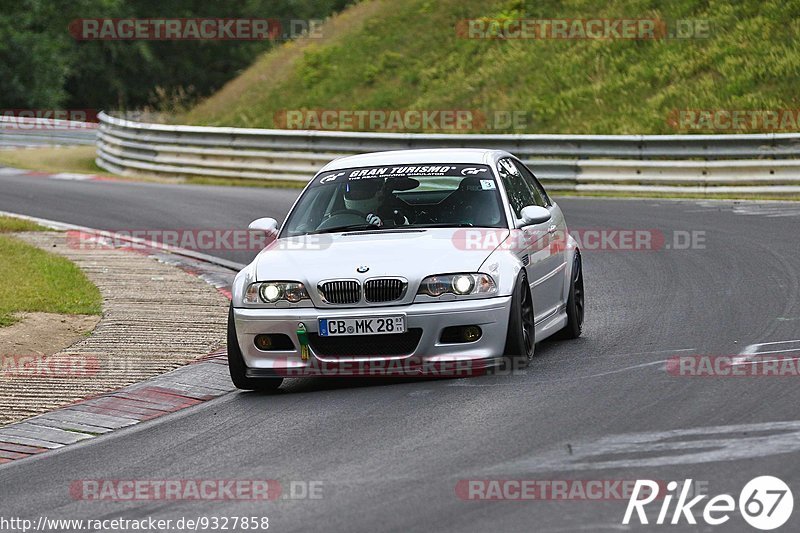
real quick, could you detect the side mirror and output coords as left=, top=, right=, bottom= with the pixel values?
left=248, top=217, right=279, bottom=233
left=519, top=205, right=551, bottom=227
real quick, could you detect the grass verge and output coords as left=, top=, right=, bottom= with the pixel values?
left=0, top=215, right=47, bottom=233
left=0, top=146, right=104, bottom=175
left=185, top=0, right=800, bottom=135
left=0, top=147, right=307, bottom=189
left=0, top=216, right=102, bottom=327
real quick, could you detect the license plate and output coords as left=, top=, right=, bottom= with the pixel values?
left=318, top=316, right=406, bottom=336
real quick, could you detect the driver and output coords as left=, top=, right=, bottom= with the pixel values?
left=344, top=178, right=408, bottom=227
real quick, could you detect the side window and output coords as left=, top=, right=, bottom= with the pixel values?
left=497, top=158, right=536, bottom=218
left=512, top=160, right=550, bottom=207
left=497, top=158, right=546, bottom=218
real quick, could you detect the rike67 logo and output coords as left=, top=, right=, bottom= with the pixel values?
left=623, top=476, right=793, bottom=530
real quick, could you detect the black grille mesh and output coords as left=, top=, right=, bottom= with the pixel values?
left=364, top=278, right=405, bottom=303
left=319, top=280, right=360, bottom=304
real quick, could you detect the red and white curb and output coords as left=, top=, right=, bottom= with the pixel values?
left=0, top=166, right=112, bottom=182
left=0, top=350, right=233, bottom=463
left=0, top=213, right=246, bottom=465
left=46, top=172, right=112, bottom=182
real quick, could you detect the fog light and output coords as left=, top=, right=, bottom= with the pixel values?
left=440, top=325, right=483, bottom=344
left=254, top=334, right=273, bottom=350
left=463, top=326, right=481, bottom=342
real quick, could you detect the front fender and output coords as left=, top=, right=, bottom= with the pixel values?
left=231, top=261, right=258, bottom=307
left=478, top=248, right=526, bottom=297
left=561, top=233, right=580, bottom=302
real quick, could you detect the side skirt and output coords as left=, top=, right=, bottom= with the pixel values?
left=534, top=305, right=568, bottom=342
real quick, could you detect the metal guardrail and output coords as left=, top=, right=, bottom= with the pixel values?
left=96, top=112, right=800, bottom=195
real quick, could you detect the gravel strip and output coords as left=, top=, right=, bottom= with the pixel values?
left=0, top=231, right=230, bottom=427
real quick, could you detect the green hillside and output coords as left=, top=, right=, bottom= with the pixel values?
left=184, top=0, right=800, bottom=134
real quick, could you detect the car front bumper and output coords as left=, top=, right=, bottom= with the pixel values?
left=232, top=296, right=512, bottom=377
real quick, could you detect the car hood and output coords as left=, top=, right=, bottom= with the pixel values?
left=255, top=227, right=509, bottom=284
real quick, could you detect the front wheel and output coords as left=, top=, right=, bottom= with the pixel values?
left=503, top=273, right=535, bottom=368
left=227, top=305, right=283, bottom=391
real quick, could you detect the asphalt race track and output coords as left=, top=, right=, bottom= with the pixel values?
left=1, top=167, right=799, bottom=531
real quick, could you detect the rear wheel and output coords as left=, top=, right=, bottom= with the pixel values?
left=227, top=305, right=283, bottom=391
left=503, top=273, right=535, bottom=368
left=559, top=251, right=584, bottom=339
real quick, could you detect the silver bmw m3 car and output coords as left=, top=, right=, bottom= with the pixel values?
left=228, top=148, right=584, bottom=390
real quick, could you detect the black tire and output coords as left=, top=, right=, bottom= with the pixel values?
left=227, top=305, right=283, bottom=391
left=559, top=251, right=584, bottom=339
left=503, top=273, right=535, bottom=368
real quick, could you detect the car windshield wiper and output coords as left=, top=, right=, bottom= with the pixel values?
left=313, top=224, right=382, bottom=234
left=406, top=222, right=475, bottom=228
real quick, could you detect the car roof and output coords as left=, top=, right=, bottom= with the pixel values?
left=319, top=148, right=514, bottom=172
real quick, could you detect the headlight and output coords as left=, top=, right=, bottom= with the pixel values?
left=261, top=284, right=282, bottom=302
left=452, top=274, right=475, bottom=295
left=417, top=273, right=497, bottom=298
left=244, top=282, right=309, bottom=304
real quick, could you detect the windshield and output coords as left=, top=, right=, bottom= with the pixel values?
left=281, top=163, right=507, bottom=237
